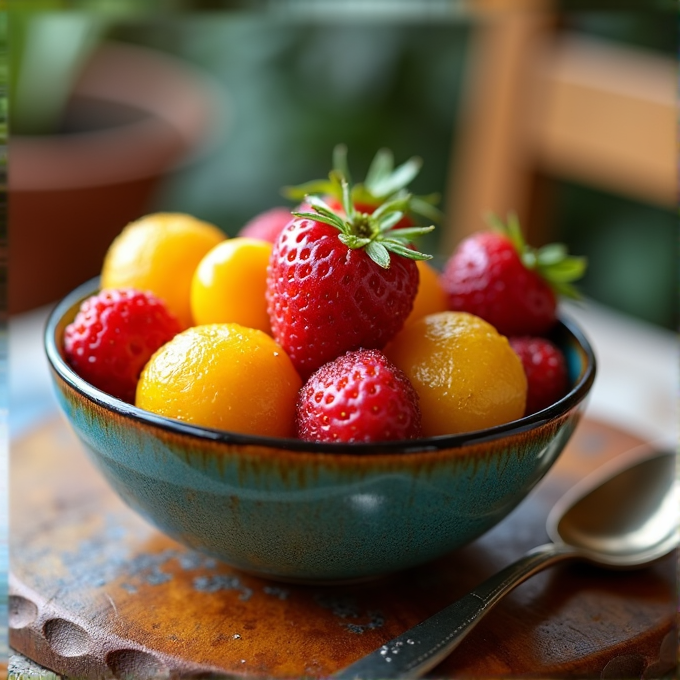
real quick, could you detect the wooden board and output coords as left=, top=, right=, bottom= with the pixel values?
left=9, top=416, right=677, bottom=679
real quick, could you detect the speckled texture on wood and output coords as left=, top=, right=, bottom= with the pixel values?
left=10, top=416, right=676, bottom=679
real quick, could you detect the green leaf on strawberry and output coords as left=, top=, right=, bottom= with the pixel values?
left=283, top=144, right=444, bottom=225
left=293, top=175, right=434, bottom=270
left=485, top=212, right=587, bottom=299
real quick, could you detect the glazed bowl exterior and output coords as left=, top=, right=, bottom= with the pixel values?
left=45, top=278, right=596, bottom=583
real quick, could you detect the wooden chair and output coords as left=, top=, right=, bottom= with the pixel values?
left=441, top=6, right=676, bottom=253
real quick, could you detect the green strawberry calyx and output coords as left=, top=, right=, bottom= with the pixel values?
left=486, top=212, right=587, bottom=299
left=292, top=173, right=435, bottom=269
left=283, top=144, right=444, bottom=225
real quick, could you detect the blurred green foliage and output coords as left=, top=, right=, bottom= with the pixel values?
left=7, top=0, right=184, bottom=134
left=554, top=183, right=677, bottom=330
left=559, top=0, right=676, bottom=13
left=0, top=10, right=6, bottom=156
left=562, top=10, right=676, bottom=54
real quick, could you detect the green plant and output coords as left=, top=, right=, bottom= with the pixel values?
left=8, top=0, right=182, bottom=135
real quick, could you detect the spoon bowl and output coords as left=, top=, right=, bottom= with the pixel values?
left=549, top=448, right=679, bottom=567
left=335, top=445, right=679, bottom=679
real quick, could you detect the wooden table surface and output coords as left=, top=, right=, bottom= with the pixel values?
left=9, top=415, right=677, bottom=679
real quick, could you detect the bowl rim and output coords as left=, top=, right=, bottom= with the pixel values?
left=44, top=277, right=597, bottom=455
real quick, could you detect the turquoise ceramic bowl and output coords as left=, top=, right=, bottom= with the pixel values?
left=45, top=278, right=596, bottom=583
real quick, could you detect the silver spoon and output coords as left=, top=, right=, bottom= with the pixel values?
left=334, top=447, right=678, bottom=680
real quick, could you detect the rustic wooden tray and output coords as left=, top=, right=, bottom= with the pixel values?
left=9, top=416, right=677, bottom=679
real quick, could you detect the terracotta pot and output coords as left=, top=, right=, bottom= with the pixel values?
left=9, top=42, right=224, bottom=314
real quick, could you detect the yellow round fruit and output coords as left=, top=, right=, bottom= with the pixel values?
left=101, top=213, right=226, bottom=328
left=191, top=237, right=273, bottom=334
left=136, top=324, right=302, bottom=437
left=405, top=260, right=448, bottom=326
left=384, top=311, right=527, bottom=436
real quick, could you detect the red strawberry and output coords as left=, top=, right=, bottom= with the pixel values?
left=297, top=348, right=423, bottom=443
left=64, top=288, right=182, bottom=403
left=510, top=336, right=569, bottom=415
left=441, top=214, right=586, bottom=336
left=266, top=178, right=433, bottom=379
left=237, top=206, right=293, bottom=243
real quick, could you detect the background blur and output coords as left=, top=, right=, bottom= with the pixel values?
left=4, top=4, right=676, bottom=671
left=7, top=1, right=677, bottom=330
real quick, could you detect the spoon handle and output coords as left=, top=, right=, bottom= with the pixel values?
left=333, top=542, right=580, bottom=680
